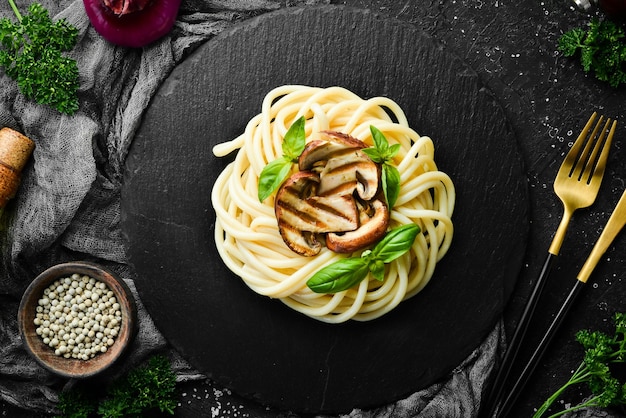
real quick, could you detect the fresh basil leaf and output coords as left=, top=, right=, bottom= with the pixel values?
left=368, top=126, right=401, bottom=208
left=370, top=125, right=389, bottom=153
left=282, top=116, right=306, bottom=160
left=388, top=143, right=401, bottom=158
left=372, top=224, right=420, bottom=263
left=257, top=156, right=292, bottom=202
left=382, top=163, right=401, bottom=209
left=369, top=259, right=386, bottom=281
left=307, top=225, right=420, bottom=293
left=307, top=257, right=370, bottom=293
left=361, top=147, right=384, bottom=163
left=257, top=117, right=306, bottom=201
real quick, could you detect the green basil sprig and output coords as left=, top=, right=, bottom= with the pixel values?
left=257, top=116, right=306, bottom=202
left=362, top=126, right=401, bottom=208
left=306, top=224, right=420, bottom=293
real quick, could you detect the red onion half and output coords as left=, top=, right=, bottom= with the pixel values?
left=83, top=0, right=181, bottom=48
left=600, top=0, right=626, bottom=18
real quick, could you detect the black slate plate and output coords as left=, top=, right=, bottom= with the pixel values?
left=121, top=5, right=529, bottom=414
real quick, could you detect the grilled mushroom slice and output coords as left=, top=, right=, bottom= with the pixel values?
left=298, top=131, right=379, bottom=200
left=275, top=171, right=359, bottom=256
left=298, top=131, right=367, bottom=171
left=317, top=150, right=379, bottom=200
left=326, top=198, right=390, bottom=253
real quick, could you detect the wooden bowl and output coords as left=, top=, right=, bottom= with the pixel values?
left=18, top=262, right=137, bottom=378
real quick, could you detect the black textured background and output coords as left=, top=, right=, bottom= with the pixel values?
left=3, top=0, right=626, bottom=417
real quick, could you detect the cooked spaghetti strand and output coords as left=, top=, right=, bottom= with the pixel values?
left=211, top=86, right=455, bottom=323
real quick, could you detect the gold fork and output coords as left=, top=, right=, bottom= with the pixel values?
left=499, top=186, right=626, bottom=418
left=483, top=112, right=617, bottom=417
left=549, top=112, right=617, bottom=256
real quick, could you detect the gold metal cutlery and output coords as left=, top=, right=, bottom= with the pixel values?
left=484, top=112, right=618, bottom=417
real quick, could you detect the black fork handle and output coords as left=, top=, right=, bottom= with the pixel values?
left=495, top=279, right=585, bottom=417
left=482, top=252, right=556, bottom=417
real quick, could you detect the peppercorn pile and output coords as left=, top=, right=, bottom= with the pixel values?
left=0, top=0, right=330, bottom=415
left=35, top=274, right=122, bottom=360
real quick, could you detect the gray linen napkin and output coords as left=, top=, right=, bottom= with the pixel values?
left=0, top=0, right=502, bottom=416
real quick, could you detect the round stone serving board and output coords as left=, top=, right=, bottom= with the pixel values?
left=121, top=5, right=529, bottom=414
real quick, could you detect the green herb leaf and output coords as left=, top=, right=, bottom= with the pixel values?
left=56, top=388, right=97, bottom=418
left=57, top=355, right=177, bottom=418
left=388, top=143, right=401, bottom=157
left=368, top=258, right=385, bottom=281
left=382, top=163, right=401, bottom=209
left=371, top=223, right=419, bottom=263
left=98, top=355, right=177, bottom=416
left=361, top=146, right=383, bottom=163
left=364, top=126, right=402, bottom=208
left=307, top=224, right=419, bottom=293
left=370, top=124, right=390, bottom=154
left=306, top=257, right=370, bottom=293
left=533, top=312, right=626, bottom=417
left=257, top=156, right=292, bottom=202
left=282, top=116, right=306, bottom=160
left=558, top=28, right=586, bottom=56
left=257, top=116, right=306, bottom=202
left=558, top=19, right=626, bottom=88
left=0, top=1, right=79, bottom=114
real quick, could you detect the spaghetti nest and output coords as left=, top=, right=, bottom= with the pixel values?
left=211, top=85, right=455, bottom=323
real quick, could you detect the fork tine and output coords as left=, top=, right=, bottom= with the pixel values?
left=583, top=119, right=616, bottom=186
left=550, top=113, right=612, bottom=256
left=572, top=116, right=610, bottom=182
left=561, top=112, right=598, bottom=176
left=567, top=114, right=603, bottom=177
left=571, top=115, right=605, bottom=180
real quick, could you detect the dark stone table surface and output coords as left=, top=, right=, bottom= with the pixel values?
left=150, top=0, right=626, bottom=416
left=3, top=0, right=626, bottom=417
left=373, top=0, right=626, bottom=417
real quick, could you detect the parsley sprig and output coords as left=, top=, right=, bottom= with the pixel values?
left=558, top=18, right=626, bottom=88
left=0, top=0, right=79, bottom=114
left=306, top=224, right=419, bottom=293
left=56, top=355, right=178, bottom=417
left=533, top=312, right=626, bottom=417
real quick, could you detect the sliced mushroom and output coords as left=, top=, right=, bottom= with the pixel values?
left=274, top=130, right=388, bottom=256
left=326, top=199, right=390, bottom=253
left=275, top=171, right=359, bottom=256
left=298, top=131, right=379, bottom=201
left=317, top=150, right=379, bottom=200
left=277, top=225, right=322, bottom=257
left=298, top=131, right=367, bottom=171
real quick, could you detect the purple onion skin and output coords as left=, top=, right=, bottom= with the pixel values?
left=600, top=0, right=626, bottom=19
left=83, top=0, right=181, bottom=48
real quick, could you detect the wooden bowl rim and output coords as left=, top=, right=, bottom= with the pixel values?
left=18, top=261, right=137, bottom=378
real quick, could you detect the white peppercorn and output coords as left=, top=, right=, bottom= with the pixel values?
left=34, top=275, right=122, bottom=360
